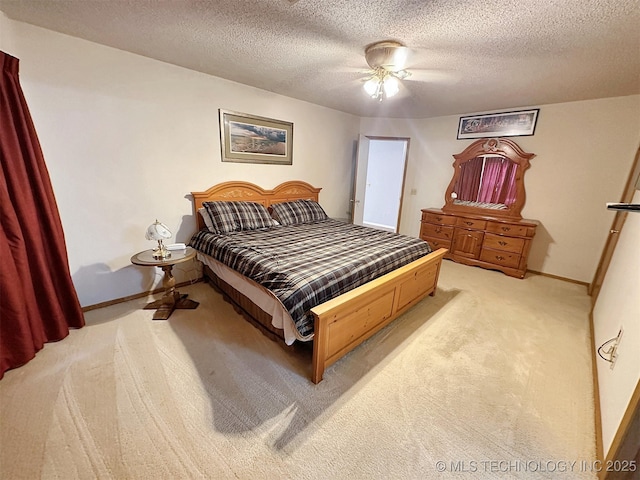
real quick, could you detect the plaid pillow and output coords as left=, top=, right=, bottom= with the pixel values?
left=235, top=201, right=278, bottom=231
left=202, top=201, right=276, bottom=234
left=270, top=199, right=327, bottom=226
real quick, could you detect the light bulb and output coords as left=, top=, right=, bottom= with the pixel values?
left=363, top=78, right=380, bottom=97
left=383, top=76, right=399, bottom=97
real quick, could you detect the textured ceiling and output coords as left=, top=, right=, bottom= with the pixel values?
left=1, top=0, right=639, bottom=118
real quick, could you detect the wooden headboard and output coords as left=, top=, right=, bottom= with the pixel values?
left=191, top=180, right=322, bottom=231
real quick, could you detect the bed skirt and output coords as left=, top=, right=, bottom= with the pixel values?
left=203, top=264, right=287, bottom=341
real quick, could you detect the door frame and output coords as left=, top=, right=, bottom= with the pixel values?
left=351, top=135, right=410, bottom=233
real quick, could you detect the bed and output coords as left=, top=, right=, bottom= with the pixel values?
left=189, top=181, right=447, bottom=383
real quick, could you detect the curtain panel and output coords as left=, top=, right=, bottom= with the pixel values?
left=477, top=157, right=507, bottom=204
left=455, top=156, right=483, bottom=201
left=0, top=51, right=84, bottom=379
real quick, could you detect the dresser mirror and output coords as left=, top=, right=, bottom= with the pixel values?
left=443, top=138, right=535, bottom=220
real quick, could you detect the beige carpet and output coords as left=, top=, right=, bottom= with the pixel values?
left=0, top=261, right=596, bottom=479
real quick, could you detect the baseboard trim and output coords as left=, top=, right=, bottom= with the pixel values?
left=589, top=309, right=605, bottom=478
left=601, top=381, right=640, bottom=480
left=526, top=269, right=590, bottom=287
left=81, top=278, right=203, bottom=312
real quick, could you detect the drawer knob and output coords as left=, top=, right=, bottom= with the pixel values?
left=496, top=255, right=505, bottom=261
left=435, top=227, right=442, bottom=233
left=436, top=216, right=442, bottom=221
left=465, top=221, right=473, bottom=226
left=498, top=241, right=507, bottom=246
left=501, top=226, right=511, bottom=232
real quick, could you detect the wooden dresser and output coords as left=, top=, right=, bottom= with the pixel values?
left=420, top=208, right=537, bottom=278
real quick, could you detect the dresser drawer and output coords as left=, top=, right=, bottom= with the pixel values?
left=422, top=211, right=456, bottom=225
left=480, top=248, right=521, bottom=269
left=486, top=221, right=530, bottom=237
left=483, top=233, right=525, bottom=254
left=456, top=217, right=487, bottom=230
left=422, top=236, right=452, bottom=252
left=420, top=223, right=454, bottom=240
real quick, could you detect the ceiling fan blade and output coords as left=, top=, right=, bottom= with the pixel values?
left=403, top=69, right=460, bottom=84
left=331, top=65, right=372, bottom=74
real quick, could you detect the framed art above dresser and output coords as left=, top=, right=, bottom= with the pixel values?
left=421, top=138, right=538, bottom=278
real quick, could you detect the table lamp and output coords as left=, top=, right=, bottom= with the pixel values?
left=145, top=219, right=172, bottom=259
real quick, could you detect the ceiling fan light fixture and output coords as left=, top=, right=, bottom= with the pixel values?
left=383, top=76, right=399, bottom=97
left=363, top=77, right=380, bottom=97
left=362, top=40, right=411, bottom=102
left=362, top=68, right=404, bottom=101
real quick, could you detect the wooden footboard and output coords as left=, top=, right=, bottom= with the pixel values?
left=310, top=248, right=447, bottom=383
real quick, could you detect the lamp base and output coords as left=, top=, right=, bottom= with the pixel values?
left=152, top=247, right=171, bottom=260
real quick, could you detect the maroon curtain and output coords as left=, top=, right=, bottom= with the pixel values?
left=0, top=51, right=84, bottom=379
left=499, top=161, right=518, bottom=206
left=455, top=156, right=483, bottom=201
left=477, top=157, right=505, bottom=203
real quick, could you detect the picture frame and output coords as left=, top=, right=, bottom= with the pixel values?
left=457, top=109, right=539, bottom=140
left=219, top=110, right=293, bottom=165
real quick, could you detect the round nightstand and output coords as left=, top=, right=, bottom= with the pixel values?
left=130, top=247, right=199, bottom=320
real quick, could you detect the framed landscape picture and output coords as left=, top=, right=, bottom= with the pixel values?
left=457, top=109, right=539, bottom=140
left=219, top=110, right=293, bottom=165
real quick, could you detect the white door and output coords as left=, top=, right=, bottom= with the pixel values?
left=352, top=135, right=370, bottom=225
left=351, top=136, right=409, bottom=233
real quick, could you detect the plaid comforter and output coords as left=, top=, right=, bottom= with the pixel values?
left=189, top=219, right=432, bottom=338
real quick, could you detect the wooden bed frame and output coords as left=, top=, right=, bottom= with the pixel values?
left=191, top=181, right=447, bottom=383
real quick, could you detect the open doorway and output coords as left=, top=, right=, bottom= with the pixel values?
left=352, top=135, right=409, bottom=233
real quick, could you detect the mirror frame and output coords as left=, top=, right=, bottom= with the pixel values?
left=442, top=138, right=535, bottom=220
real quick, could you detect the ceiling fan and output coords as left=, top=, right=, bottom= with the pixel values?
left=358, top=40, right=459, bottom=102
left=362, top=40, right=412, bottom=101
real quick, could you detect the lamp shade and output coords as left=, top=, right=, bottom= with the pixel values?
left=145, top=220, right=172, bottom=242
left=145, top=220, right=172, bottom=259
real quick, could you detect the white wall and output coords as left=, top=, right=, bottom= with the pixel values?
left=593, top=189, right=640, bottom=457
left=0, top=12, right=7, bottom=48
left=3, top=19, right=359, bottom=307
left=360, top=97, right=640, bottom=282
